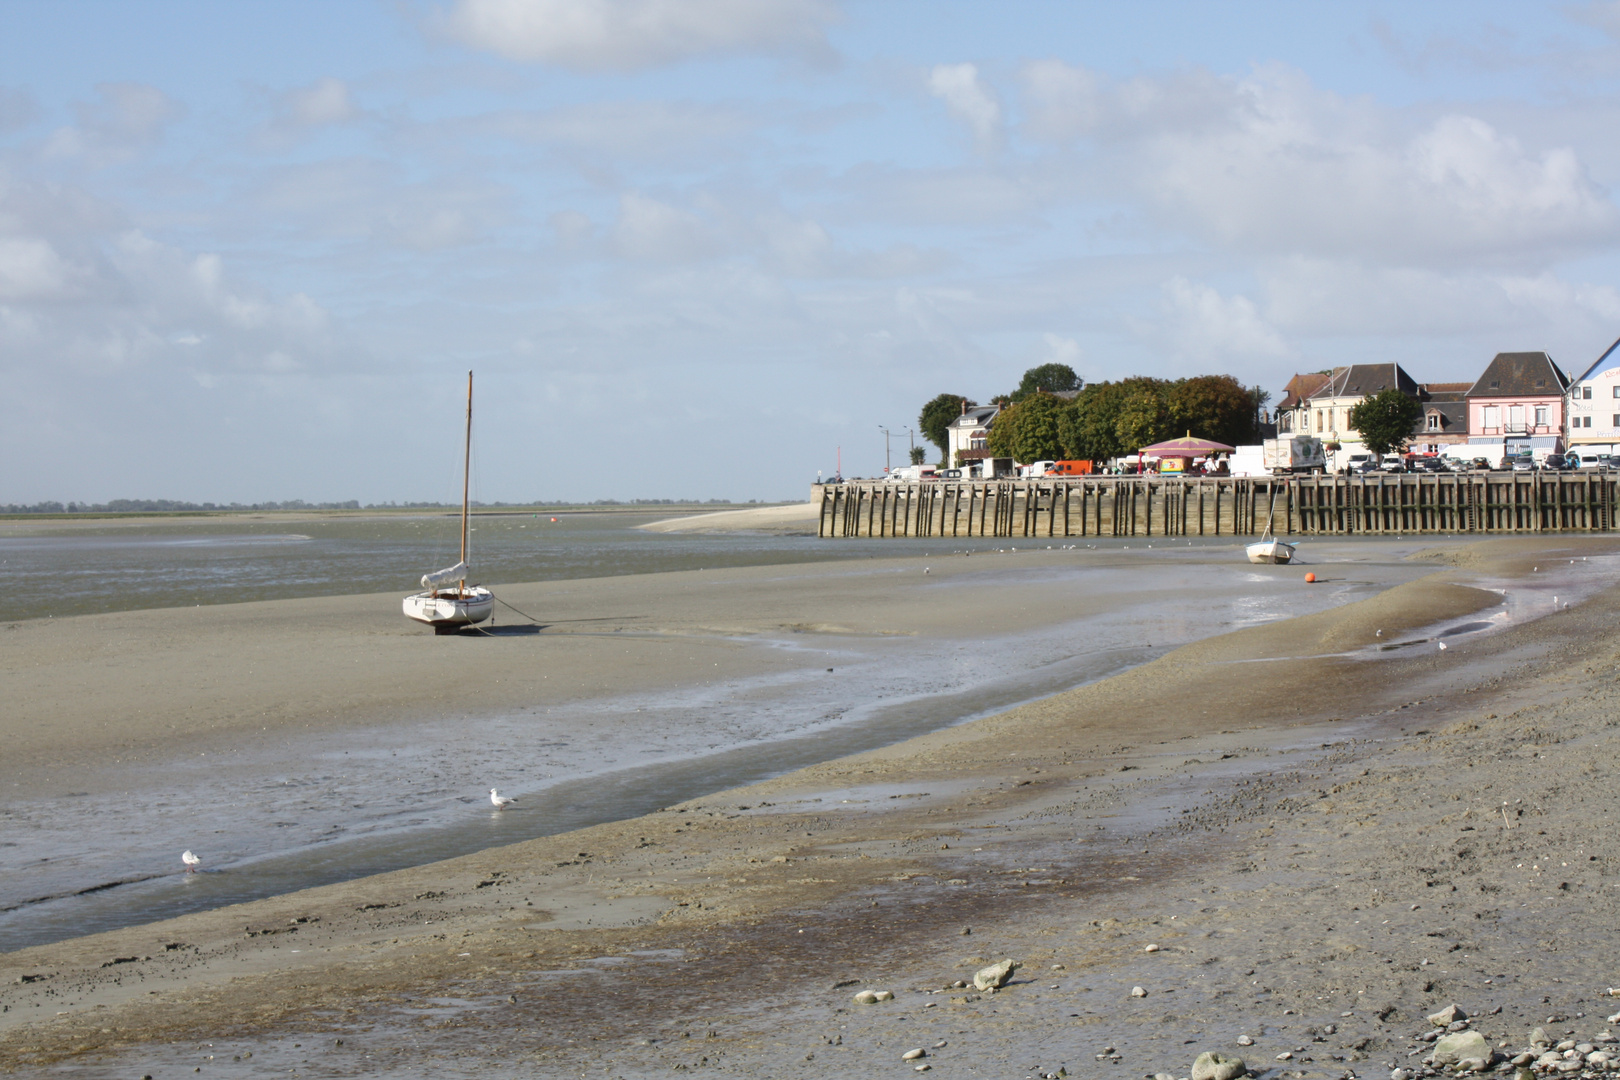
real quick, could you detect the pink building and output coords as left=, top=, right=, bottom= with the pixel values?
left=1465, top=351, right=1570, bottom=459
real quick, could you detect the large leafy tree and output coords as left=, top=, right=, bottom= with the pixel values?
left=1010, top=363, right=1081, bottom=402
left=1167, top=374, right=1256, bottom=448
left=1347, top=389, right=1422, bottom=456
left=918, top=393, right=975, bottom=463
left=987, top=392, right=1067, bottom=463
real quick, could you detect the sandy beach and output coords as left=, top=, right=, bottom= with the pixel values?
left=638, top=502, right=820, bottom=534
left=5, top=534, right=1620, bottom=1078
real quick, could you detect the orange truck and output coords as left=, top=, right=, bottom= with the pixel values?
left=1047, top=460, right=1094, bottom=476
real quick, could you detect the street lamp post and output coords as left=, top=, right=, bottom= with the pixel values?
left=878, top=425, right=893, bottom=473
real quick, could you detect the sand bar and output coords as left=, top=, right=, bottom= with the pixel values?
left=637, top=502, right=819, bottom=533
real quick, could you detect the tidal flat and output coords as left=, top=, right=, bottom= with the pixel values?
left=3, top=525, right=1618, bottom=1078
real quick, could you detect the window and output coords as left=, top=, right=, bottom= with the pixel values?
left=1508, top=405, right=1525, bottom=430
left=1316, top=410, right=1322, bottom=432
left=1535, top=406, right=1548, bottom=427
left=1483, top=405, right=1500, bottom=430
left=1586, top=416, right=1594, bottom=428
left=1426, top=413, right=1439, bottom=431
left=1613, top=386, right=1620, bottom=398
left=1585, top=386, right=1594, bottom=400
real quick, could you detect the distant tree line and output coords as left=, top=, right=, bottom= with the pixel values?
left=917, top=364, right=1267, bottom=465
left=0, top=497, right=749, bottom=515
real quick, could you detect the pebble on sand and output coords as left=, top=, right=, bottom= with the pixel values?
left=1428, top=1003, right=1468, bottom=1028
left=902, top=1049, right=926, bottom=1060
left=1131, top=986, right=1148, bottom=997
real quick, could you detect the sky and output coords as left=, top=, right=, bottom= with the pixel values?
left=8, top=1, right=1620, bottom=503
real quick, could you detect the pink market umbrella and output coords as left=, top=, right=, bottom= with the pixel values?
left=1138, top=433, right=1236, bottom=458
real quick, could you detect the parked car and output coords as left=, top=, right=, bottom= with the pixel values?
left=1509, top=455, right=1536, bottom=471
left=939, top=468, right=963, bottom=479
left=1406, top=456, right=1446, bottom=473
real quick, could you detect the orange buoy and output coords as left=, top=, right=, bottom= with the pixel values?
left=1304, top=572, right=1316, bottom=583
left=550, top=517, right=558, bottom=522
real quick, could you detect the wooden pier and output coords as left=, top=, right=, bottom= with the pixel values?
left=814, top=474, right=1620, bottom=539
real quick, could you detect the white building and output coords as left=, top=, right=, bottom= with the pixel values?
left=1567, top=336, right=1620, bottom=453
left=946, top=404, right=1000, bottom=473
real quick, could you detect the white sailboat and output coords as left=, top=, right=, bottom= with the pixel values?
left=1245, top=525, right=1297, bottom=565
left=403, top=371, right=495, bottom=634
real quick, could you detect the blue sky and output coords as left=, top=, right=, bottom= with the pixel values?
left=7, top=1, right=1620, bottom=502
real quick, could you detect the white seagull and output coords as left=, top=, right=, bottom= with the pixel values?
left=1438, top=641, right=1448, bottom=651
left=181, top=850, right=201, bottom=873
left=490, top=788, right=517, bottom=810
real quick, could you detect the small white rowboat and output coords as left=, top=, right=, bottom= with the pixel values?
left=1246, top=535, right=1298, bottom=564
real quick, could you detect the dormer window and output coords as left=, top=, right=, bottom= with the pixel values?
left=1489, top=380, right=1499, bottom=388
left=1426, top=413, right=1439, bottom=431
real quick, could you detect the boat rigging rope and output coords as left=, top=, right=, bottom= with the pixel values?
left=452, top=594, right=543, bottom=637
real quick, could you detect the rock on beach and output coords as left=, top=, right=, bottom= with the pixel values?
left=973, top=958, right=1017, bottom=991
left=1431, top=1030, right=1491, bottom=1066
left=1191, top=1050, right=1248, bottom=1080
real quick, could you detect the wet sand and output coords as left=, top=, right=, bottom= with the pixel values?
left=3, top=536, right=1620, bottom=1076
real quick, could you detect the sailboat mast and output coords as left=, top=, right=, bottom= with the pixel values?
left=460, top=370, right=472, bottom=588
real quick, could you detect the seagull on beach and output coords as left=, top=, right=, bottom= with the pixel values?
left=1438, top=641, right=1448, bottom=652
left=490, top=788, right=517, bottom=810
left=1375, top=629, right=1383, bottom=637
left=181, top=850, right=200, bottom=873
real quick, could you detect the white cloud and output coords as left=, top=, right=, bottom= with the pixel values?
left=1157, top=277, right=1288, bottom=361
left=928, top=62, right=1001, bottom=144
left=44, top=82, right=183, bottom=165
left=0, top=237, right=84, bottom=300
left=1039, top=332, right=1082, bottom=367
left=1262, top=256, right=1620, bottom=339
left=1018, top=60, right=1620, bottom=267
left=283, top=78, right=359, bottom=127
left=250, top=159, right=515, bottom=250
left=482, top=99, right=752, bottom=161
left=438, top=0, right=837, bottom=71
left=612, top=192, right=719, bottom=262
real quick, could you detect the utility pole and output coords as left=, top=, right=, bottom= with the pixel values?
left=878, top=426, right=893, bottom=473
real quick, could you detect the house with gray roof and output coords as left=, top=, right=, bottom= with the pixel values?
left=1464, top=351, right=1570, bottom=459
left=1301, top=363, right=1421, bottom=468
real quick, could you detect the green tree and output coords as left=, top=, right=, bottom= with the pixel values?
left=1010, top=363, right=1080, bottom=402
left=1115, top=384, right=1172, bottom=452
left=1347, top=389, right=1422, bottom=456
left=1166, top=374, right=1256, bottom=448
left=909, top=445, right=927, bottom=466
left=918, top=393, right=975, bottom=463
left=987, top=392, right=1067, bottom=463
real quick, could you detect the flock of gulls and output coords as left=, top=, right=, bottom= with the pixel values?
left=178, top=787, right=522, bottom=873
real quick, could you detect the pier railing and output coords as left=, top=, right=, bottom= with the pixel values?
left=813, top=473, right=1619, bottom=538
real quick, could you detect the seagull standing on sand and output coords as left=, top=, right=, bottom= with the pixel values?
left=490, top=788, right=517, bottom=810
left=181, top=850, right=200, bottom=873
left=1438, top=641, right=1448, bottom=652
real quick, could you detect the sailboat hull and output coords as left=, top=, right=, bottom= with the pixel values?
left=403, top=588, right=494, bottom=631
left=1245, top=540, right=1297, bottom=564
